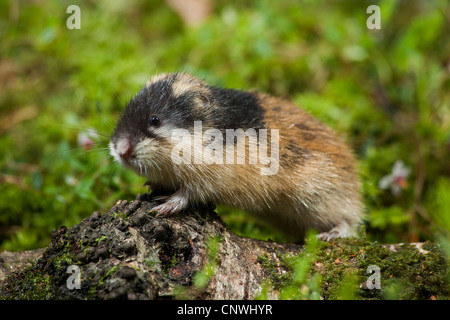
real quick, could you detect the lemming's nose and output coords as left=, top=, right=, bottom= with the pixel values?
left=116, top=138, right=135, bottom=159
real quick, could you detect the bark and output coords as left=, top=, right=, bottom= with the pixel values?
left=0, top=194, right=448, bottom=300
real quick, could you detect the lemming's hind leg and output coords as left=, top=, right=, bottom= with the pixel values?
left=318, top=221, right=357, bottom=241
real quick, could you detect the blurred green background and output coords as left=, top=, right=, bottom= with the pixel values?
left=0, top=0, right=449, bottom=251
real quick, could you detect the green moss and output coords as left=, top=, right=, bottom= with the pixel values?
left=162, top=254, right=180, bottom=274
left=100, top=265, right=120, bottom=285
left=258, top=252, right=292, bottom=290
left=112, top=211, right=128, bottom=221
left=257, top=232, right=324, bottom=299
left=356, top=241, right=448, bottom=299
left=192, top=235, right=223, bottom=289
left=95, top=236, right=109, bottom=245
left=2, top=263, right=55, bottom=300
left=52, top=252, right=75, bottom=270
left=145, top=259, right=161, bottom=267
left=257, top=238, right=449, bottom=300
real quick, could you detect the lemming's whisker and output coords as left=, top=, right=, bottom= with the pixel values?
left=73, top=153, right=114, bottom=180
left=101, top=116, right=119, bottom=135
left=44, top=122, right=112, bottom=139
left=69, top=147, right=111, bottom=158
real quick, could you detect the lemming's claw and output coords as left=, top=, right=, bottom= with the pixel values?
left=148, top=187, right=188, bottom=217
left=317, top=222, right=356, bottom=241
left=151, top=202, right=181, bottom=217
left=317, top=231, right=339, bottom=241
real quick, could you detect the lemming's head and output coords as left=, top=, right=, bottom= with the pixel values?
left=109, top=72, right=266, bottom=176
left=109, top=73, right=212, bottom=175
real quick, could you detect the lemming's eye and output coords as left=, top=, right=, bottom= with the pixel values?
left=149, top=116, right=160, bottom=126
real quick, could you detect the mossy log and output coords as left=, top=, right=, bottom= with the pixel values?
left=0, top=195, right=448, bottom=300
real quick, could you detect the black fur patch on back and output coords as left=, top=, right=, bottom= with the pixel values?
left=208, top=87, right=266, bottom=130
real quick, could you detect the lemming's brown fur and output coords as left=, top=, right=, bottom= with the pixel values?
left=110, top=73, right=363, bottom=241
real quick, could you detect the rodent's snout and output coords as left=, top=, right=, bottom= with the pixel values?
left=116, top=137, right=136, bottom=161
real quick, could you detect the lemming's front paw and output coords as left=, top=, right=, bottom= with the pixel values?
left=151, top=202, right=182, bottom=216
left=150, top=188, right=188, bottom=217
